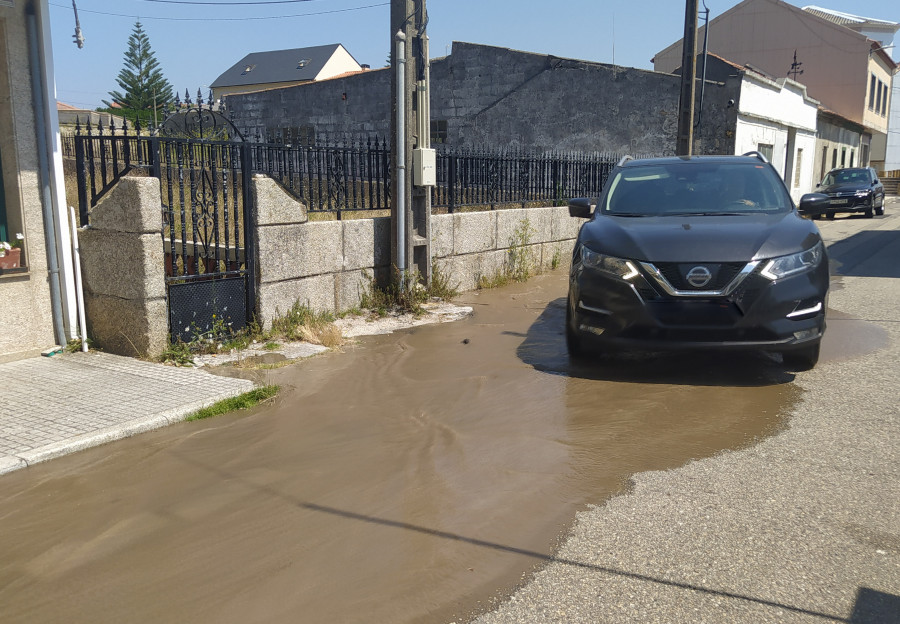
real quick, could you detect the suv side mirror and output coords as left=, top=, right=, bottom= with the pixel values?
left=568, top=197, right=593, bottom=218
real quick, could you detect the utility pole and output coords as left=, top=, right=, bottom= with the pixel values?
left=676, top=0, right=699, bottom=156
left=391, top=0, right=433, bottom=285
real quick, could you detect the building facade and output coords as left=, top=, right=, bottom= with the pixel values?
left=0, top=0, right=77, bottom=360
left=224, top=41, right=741, bottom=156
left=653, top=0, right=897, bottom=169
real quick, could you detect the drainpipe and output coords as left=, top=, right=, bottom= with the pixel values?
left=695, top=2, right=710, bottom=142
left=26, top=2, right=67, bottom=348
left=395, top=29, right=407, bottom=280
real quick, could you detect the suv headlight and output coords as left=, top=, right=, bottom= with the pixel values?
left=581, top=247, right=639, bottom=280
left=855, top=189, right=872, bottom=197
left=760, top=242, right=824, bottom=280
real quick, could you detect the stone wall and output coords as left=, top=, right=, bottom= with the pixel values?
left=252, top=175, right=579, bottom=325
left=78, top=177, right=168, bottom=357
left=77, top=174, right=580, bottom=352
left=225, top=41, right=740, bottom=156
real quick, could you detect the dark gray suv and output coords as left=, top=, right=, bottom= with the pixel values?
left=566, top=152, right=829, bottom=370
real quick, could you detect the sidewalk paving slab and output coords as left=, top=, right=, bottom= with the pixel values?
left=0, top=351, right=256, bottom=476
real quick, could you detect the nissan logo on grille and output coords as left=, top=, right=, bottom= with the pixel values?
left=686, top=266, right=713, bottom=288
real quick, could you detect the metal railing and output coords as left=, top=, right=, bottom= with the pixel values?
left=71, top=120, right=624, bottom=222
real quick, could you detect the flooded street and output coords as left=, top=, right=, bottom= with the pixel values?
left=0, top=269, right=875, bottom=624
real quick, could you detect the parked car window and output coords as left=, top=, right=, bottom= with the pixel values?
left=823, top=168, right=870, bottom=186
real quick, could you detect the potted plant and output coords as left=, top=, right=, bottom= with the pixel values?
left=0, top=233, right=24, bottom=269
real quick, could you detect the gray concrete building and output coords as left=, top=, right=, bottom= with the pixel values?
left=223, top=41, right=741, bottom=156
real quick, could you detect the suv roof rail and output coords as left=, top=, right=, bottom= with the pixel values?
left=742, top=150, right=769, bottom=164
left=617, top=155, right=634, bottom=167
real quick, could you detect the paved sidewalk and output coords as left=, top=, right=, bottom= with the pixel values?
left=0, top=351, right=255, bottom=476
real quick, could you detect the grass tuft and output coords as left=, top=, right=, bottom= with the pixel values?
left=186, top=385, right=279, bottom=421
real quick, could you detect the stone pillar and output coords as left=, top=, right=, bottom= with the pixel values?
left=78, top=176, right=168, bottom=357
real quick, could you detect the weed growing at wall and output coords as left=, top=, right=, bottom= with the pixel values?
left=360, top=261, right=460, bottom=317
left=477, top=218, right=537, bottom=289
left=159, top=302, right=342, bottom=365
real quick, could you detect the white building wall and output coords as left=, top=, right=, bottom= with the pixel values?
left=734, top=115, right=788, bottom=173
left=734, top=74, right=819, bottom=201
left=886, top=80, right=900, bottom=172
left=316, top=45, right=361, bottom=81
left=789, top=131, right=819, bottom=201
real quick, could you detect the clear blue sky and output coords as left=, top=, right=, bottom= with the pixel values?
left=48, top=0, right=899, bottom=110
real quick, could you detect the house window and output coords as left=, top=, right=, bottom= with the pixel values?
left=431, top=119, right=448, bottom=144
left=841, top=147, right=846, bottom=167
left=876, top=80, right=883, bottom=115
left=869, top=74, right=876, bottom=110
left=793, top=148, right=803, bottom=187
left=757, top=143, right=774, bottom=162
left=882, top=83, right=889, bottom=116
left=831, top=148, right=837, bottom=169
left=241, top=64, right=256, bottom=76
left=297, top=59, right=311, bottom=69
left=820, top=145, right=828, bottom=180
left=850, top=150, right=855, bottom=167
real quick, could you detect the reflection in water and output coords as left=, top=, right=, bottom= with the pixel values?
left=0, top=271, right=811, bottom=624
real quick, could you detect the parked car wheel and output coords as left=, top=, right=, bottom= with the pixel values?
left=782, top=343, right=820, bottom=371
left=864, top=199, right=874, bottom=218
left=875, top=200, right=884, bottom=217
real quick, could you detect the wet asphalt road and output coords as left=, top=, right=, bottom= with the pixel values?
left=472, top=200, right=900, bottom=624
left=0, top=200, right=897, bottom=624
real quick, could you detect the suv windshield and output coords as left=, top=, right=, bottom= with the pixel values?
left=601, top=162, right=792, bottom=216
left=822, top=168, right=869, bottom=186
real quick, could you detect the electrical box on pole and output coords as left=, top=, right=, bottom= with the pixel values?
left=391, top=0, right=431, bottom=284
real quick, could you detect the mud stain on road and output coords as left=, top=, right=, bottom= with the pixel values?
left=0, top=270, right=881, bottom=624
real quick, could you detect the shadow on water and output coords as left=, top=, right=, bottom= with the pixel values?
left=516, top=297, right=795, bottom=387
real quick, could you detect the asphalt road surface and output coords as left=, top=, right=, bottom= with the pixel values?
left=0, top=200, right=897, bottom=624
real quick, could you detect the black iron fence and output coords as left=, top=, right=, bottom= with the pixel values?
left=71, top=120, right=623, bottom=222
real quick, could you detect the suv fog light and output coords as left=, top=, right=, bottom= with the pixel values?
left=580, top=324, right=605, bottom=336
left=793, top=328, right=817, bottom=341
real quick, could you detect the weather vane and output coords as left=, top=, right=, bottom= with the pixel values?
left=788, top=50, right=803, bottom=80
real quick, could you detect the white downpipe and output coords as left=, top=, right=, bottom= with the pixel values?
left=68, top=206, right=88, bottom=352
left=395, top=30, right=407, bottom=280
left=38, top=0, right=78, bottom=340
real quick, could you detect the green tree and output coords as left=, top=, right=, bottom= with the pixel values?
left=103, top=21, right=173, bottom=124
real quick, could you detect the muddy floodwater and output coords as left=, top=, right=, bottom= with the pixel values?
left=0, top=270, right=878, bottom=624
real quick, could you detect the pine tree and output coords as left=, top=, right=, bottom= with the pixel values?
left=103, top=22, right=173, bottom=122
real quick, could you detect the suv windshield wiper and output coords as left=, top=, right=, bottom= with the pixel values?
left=608, top=212, right=651, bottom=217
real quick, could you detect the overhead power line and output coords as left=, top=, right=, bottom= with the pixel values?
left=48, top=1, right=388, bottom=21
left=137, top=0, right=324, bottom=5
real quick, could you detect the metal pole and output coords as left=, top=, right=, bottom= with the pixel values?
left=395, top=30, right=407, bottom=278
left=676, top=0, right=699, bottom=156
left=695, top=3, right=710, bottom=144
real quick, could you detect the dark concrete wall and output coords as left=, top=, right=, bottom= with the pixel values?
left=225, top=42, right=739, bottom=155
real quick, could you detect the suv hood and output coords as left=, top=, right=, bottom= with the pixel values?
left=579, top=213, right=821, bottom=263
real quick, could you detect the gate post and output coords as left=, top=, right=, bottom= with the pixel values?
left=241, top=142, right=257, bottom=320
left=74, top=135, right=89, bottom=226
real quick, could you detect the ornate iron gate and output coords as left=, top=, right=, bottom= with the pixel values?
left=156, top=137, right=255, bottom=342
left=155, top=105, right=255, bottom=343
